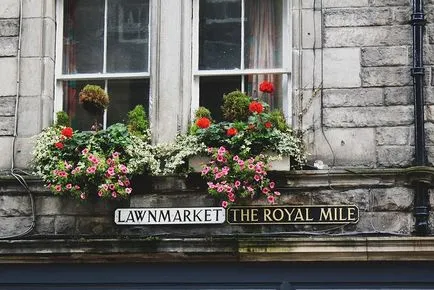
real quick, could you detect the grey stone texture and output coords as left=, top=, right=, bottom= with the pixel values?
left=323, top=88, right=383, bottom=107
left=0, top=37, right=17, bottom=56
left=0, top=19, right=18, bottom=36
left=361, top=46, right=409, bottom=66
left=361, top=67, right=411, bottom=87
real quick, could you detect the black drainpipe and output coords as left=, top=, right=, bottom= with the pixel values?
left=412, top=0, right=430, bottom=235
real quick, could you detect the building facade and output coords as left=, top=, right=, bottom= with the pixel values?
left=1, top=0, right=434, bottom=288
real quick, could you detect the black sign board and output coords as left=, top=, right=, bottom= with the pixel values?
left=226, top=205, right=359, bottom=225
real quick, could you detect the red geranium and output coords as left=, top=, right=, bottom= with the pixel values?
left=196, top=117, right=211, bottom=129
left=265, top=121, right=272, bottom=128
left=61, top=127, right=73, bottom=138
left=226, top=127, right=238, bottom=137
left=259, top=81, right=274, bottom=93
left=248, top=101, right=264, bottom=114
left=55, top=142, right=64, bottom=149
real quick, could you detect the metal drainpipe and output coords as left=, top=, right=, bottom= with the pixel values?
left=412, top=0, right=430, bottom=235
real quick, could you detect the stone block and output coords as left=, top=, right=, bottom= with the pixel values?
left=392, top=7, right=411, bottom=25
left=0, top=216, right=33, bottom=237
left=311, top=189, right=369, bottom=210
left=44, top=0, right=55, bottom=20
left=0, top=97, right=15, bottom=116
left=377, top=146, right=414, bottom=167
left=0, top=0, right=19, bottom=18
left=425, top=122, right=434, bottom=146
left=43, top=19, right=55, bottom=60
left=54, top=216, right=76, bottom=235
left=324, top=8, right=393, bottom=27
left=0, top=117, right=14, bottom=136
left=323, top=88, right=383, bottom=107
left=300, top=49, right=322, bottom=88
left=368, top=0, right=409, bottom=6
left=41, top=95, right=53, bottom=129
left=356, top=212, right=411, bottom=234
left=76, top=217, right=117, bottom=236
left=35, top=196, right=63, bottom=216
left=0, top=57, right=17, bottom=96
left=131, top=193, right=216, bottom=208
left=0, top=19, right=19, bottom=36
left=323, top=106, right=413, bottom=127
left=17, top=96, right=41, bottom=136
left=0, top=137, right=13, bottom=169
left=21, top=18, right=42, bottom=57
left=361, top=46, right=409, bottom=66
left=0, top=37, right=18, bottom=56
left=23, top=0, right=43, bottom=18
left=325, top=26, right=411, bottom=47
left=306, top=128, right=376, bottom=167
left=371, top=187, right=413, bottom=211
left=424, top=44, right=434, bottom=65
left=13, top=137, right=35, bottom=168
left=0, top=195, right=32, bottom=216
left=384, top=86, right=412, bottom=105
left=19, top=57, right=42, bottom=96
left=34, top=216, right=55, bottom=235
left=323, top=0, right=369, bottom=7
left=323, top=48, right=361, bottom=88
left=376, top=127, right=410, bottom=146
left=361, top=67, right=411, bottom=87
left=302, top=9, right=321, bottom=49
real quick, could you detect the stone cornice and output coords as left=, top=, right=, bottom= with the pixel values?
left=1, top=236, right=434, bottom=263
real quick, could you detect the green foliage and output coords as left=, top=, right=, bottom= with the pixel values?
left=194, top=106, right=212, bottom=120
left=55, top=111, right=70, bottom=127
left=127, top=105, right=149, bottom=138
left=269, top=109, right=290, bottom=132
left=221, top=90, right=251, bottom=122
left=79, top=84, right=110, bottom=115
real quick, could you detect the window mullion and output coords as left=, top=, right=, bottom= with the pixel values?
left=103, top=0, right=108, bottom=74
left=103, top=80, right=108, bottom=129
left=240, top=0, right=245, bottom=92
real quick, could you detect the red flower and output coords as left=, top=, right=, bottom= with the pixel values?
left=196, top=117, right=211, bottom=129
left=249, top=101, right=264, bottom=114
left=55, top=142, right=64, bottom=149
left=259, top=81, right=274, bottom=93
left=226, top=127, right=238, bottom=137
left=61, top=127, right=73, bottom=138
left=265, top=121, right=272, bottom=128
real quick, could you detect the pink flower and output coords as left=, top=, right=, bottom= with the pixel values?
left=97, top=190, right=103, bottom=197
left=221, top=201, right=228, bottom=208
left=109, top=184, right=115, bottom=190
left=207, top=147, right=213, bottom=153
left=118, top=180, right=124, bottom=186
left=274, top=191, right=281, bottom=196
left=124, top=180, right=130, bottom=187
left=66, top=184, right=72, bottom=190
left=54, top=185, right=62, bottom=192
left=262, top=187, right=270, bottom=194
left=217, top=186, right=224, bottom=193
left=233, top=155, right=239, bottom=161
left=80, top=193, right=86, bottom=200
left=248, top=164, right=255, bottom=170
left=111, top=191, right=117, bottom=198
left=81, top=148, right=89, bottom=155
left=234, top=180, right=241, bottom=188
left=269, top=182, right=275, bottom=189
left=86, top=166, right=96, bottom=174
left=237, top=160, right=245, bottom=167
left=229, top=195, right=235, bottom=202
left=112, top=152, right=120, bottom=158
left=217, top=155, right=224, bottom=162
left=102, top=184, right=109, bottom=190
left=201, top=166, right=210, bottom=175
left=75, top=185, right=80, bottom=190
left=254, top=175, right=261, bottom=181
left=125, top=188, right=132, bottom=194
left=218, top=146, right=226, bottom=154
left=267, top=195, right=275, bottom=204
left=215, top=172, right=223, bottom=180
left=247, top=186, right=254, bottom=192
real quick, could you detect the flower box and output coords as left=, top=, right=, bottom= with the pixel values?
left=267, top=154, right=291, bottom=171
left=189, top=155, right=210, bottom=172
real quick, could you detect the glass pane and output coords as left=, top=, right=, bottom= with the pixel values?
left=107, top=0, right=150, bottom=73
left=199, top=76, right=241, bottom=121
left=63, top=80, right=104, bottom=131
left=106, top=79, right=150, bottom=126
left=245, top=0, right=283, bottom=69
left=199, top=0, right=241, bottom=70
left=245, top=74, right=283, bottom=110
left=63, top=0, right=104, bottom=74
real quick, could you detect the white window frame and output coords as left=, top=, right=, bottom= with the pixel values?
left=191, top=0, right=292, bottom=122
left=54, top=0, right=152, bottom=129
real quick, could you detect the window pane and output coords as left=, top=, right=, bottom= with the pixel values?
left=199, top=76, right=241, bottom=121
left=63, top=80, right=104, bottom=131
left=107, top=0, right=150, bottom=73
left=106, top=79, right=150, bottom=126
left=63, top=0, right=104, bottom=74
left=245, top=74, right=283, bottom=110
left=199, top=0, right=241, bottom=70
left=245, top=0, right=283, bottom=69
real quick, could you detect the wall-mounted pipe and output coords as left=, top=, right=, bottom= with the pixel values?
left=411, top=0, right=430, bottom=236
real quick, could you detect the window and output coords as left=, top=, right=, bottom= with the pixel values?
left=192, top=0, right=291, bottom=121
left=55, top=0, right=151, bottom=130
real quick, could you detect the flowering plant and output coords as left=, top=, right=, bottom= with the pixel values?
left=202, top=146, right=280, bottom=208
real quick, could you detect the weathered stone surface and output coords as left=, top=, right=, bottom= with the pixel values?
left=43, top=19, right=55, bottom=60
left=300, top=49, right=322, bottom=88
left=361, top=46, right=409, bottom=66
left=371, top=187, right=413, bottom=211
left=323, top=106, right=413, bottom=127
left=323, top=0, right=369, bottom=8
left=324, top=8, right=393, bottom=27
left=384, top=86, right=412, bottom=105
left=325, top=26, right=411, bottom=47
left=36, top=196, right=63, bottom=216
left=0, top=216, right=33, bottom=237
left=0, top=57, right=17, bottom=96
left=0, top=97, right=15, bottom=116
left=376, top=127, right=410, bottom=146
left=393, top=7, right=411, bottom=25
left=301, top=10, right=321, bottom=49
left=19, top=58, right=42, bottom=96
left=0, top=195, right=31, bottom=216
left=356, top=212, right=411, bottom=234
left=0, top=0, right=19, bottom=18
left=0, top=137, right=13, bottom=169
left=0, top=117, right=14, bottom=136
left=21, top=18, right=42, bottom=57
left=17, top=96, right=41, bottom=136
left=306, top=128, right=377, bottom=167
left=55, top=216, right=76, bottom=235
left=131, top=193, right=216, bottom=208
left=425, top=123, right=434, bottom=146
left=368, top=0, right=409, bottom=6
left=323, top=48, right=361, bottom=88
left=377, top=146, right=414, bottom=167
left=13, top=137, right=35, bottom=168
left=35, top=216, right=55, bottom=235
left=361, top=67, right=411, bottom=87
left=311, top=189, right=369, bottom=210
left=77, top=217, right=117, bottom=235
left=0, top=37, right=17, bottom=56
left=0, top=19, right=18, bottom=36
left=323, top=88, right=383, bottom=107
